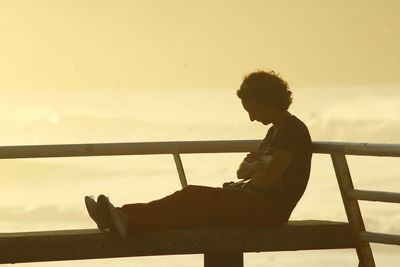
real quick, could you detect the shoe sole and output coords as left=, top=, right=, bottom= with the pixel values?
left=97, top=195, right=128, bottom=240
left=84, top=196, right=109, bottom=231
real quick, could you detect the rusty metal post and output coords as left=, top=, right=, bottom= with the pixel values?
left=173, top=152, right=188, bottom=188
left=331, top=154, right=375, bottom=267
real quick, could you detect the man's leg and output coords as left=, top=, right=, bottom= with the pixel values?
left=119, top=185, right=285, bottom=233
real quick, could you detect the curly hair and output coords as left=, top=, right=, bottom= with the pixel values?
left=236, top=70, right=293, bottom=111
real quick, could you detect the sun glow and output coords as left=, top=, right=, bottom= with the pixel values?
left=50, top=116, right=60, bottom=124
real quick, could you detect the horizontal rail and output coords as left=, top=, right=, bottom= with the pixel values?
left=0, top=141, right=399, bottom=159
left=313, top=142, right=400, bottom=157
left=0, top=140, right=260, bottom=159
left=347, top=189, right=400, bottom=203
left=359, top=231, right=400, bottom=246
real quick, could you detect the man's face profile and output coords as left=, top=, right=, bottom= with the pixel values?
left=241, top=99, right=273, bottom=125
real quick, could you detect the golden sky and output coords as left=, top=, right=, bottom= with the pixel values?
left=1, top=0, right=400, bottom=91
left=1, top=4, right=400, bottom=266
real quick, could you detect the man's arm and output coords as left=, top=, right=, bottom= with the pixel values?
left=250, top=150, right=294, bottom=189
left=236, top=152, right=264, bottom=180
left=236, top=160, right=264, bottom=180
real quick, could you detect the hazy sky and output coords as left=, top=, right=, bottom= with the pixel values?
left=1, top=3, right=399, bottom=266
left=1, top=0, right=400, bottom=91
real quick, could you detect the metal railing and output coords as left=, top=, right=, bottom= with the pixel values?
left=1, top=140, right=400, bottom=266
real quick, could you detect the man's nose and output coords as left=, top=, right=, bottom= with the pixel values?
left=249, top=114, right=255, bottom=121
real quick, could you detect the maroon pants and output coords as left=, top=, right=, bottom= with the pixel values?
left=119, top=185, right=286, bottom=233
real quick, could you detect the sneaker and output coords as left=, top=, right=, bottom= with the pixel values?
left=97, top=194, right=129, bottom=239
left=84, top=196, right=110, bottom=231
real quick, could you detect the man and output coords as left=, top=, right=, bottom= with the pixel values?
left=85, top=70, right=312, bottom=239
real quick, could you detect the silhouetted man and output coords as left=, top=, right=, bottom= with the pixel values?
left=85, top=70, right=312, bottom=239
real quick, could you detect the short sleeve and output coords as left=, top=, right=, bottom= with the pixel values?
left=273, top=119, right=309, bottom=152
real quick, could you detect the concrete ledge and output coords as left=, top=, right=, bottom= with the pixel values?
left=0, top=220, right=355, bottom=264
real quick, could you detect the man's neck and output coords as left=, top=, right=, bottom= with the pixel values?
left=272, top=111, right=292, bottom=129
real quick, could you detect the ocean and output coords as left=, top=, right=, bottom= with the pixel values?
left=1, top=87, right=399, bottom=266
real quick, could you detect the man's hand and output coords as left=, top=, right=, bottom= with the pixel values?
left=243, top=152, right=260, bottom=162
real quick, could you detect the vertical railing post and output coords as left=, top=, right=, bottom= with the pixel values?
left=331, top=154, right=375, bottom=267
left=173, top=152, right=188, bottom=188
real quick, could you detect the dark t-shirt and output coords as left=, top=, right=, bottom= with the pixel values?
left=246, top=115, right=312, bottom=221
